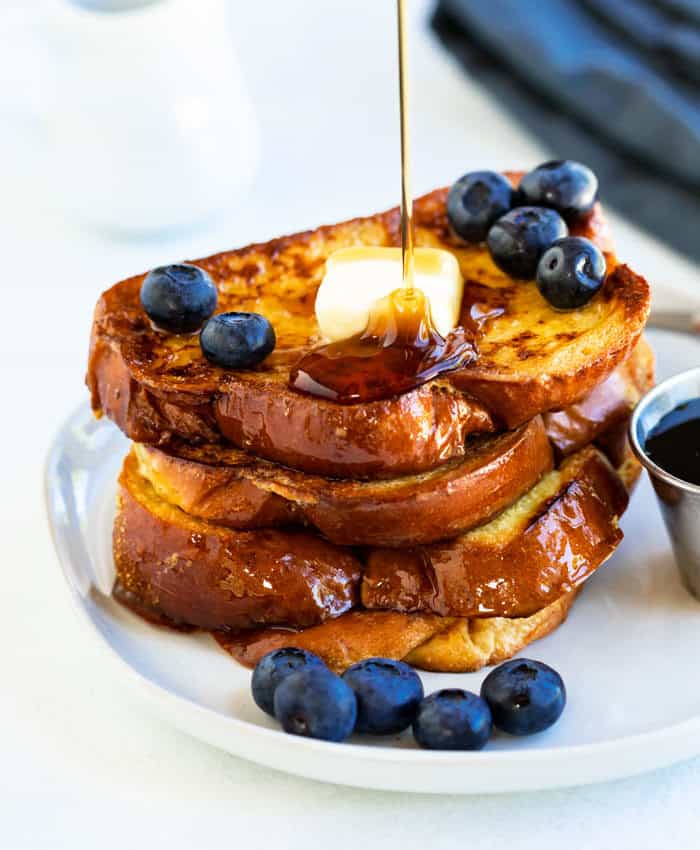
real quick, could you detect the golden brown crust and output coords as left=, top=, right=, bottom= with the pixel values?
left=129, top=336, right=652, bottom=546
left=113, top=452, right=362, bottom=630
left=214, top=611, right=454, bottom=673
left=114, top=441, right=635, bottom=633
left=115, top=443, right=641, bottom=673
left=450, top=265, right=650, bottom=429
left=404, top=592, right=577, bottom=672
left=362, top=446, right=630, bottom=619
left=88, top=177, right=650, bottom=479
left=544, top=336, right=654, bottom=457
left=134, top=417, right=554, bottom=546
left=213, top=593, right=577, bottom=674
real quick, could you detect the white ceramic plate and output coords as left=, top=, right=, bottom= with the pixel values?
left=45, top=329, right=700, bottom=794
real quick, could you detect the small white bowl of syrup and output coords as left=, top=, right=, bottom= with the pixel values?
left=630, top=368, right=700, bottom=600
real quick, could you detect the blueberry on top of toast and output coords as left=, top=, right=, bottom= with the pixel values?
left=537, top=236, right=607, bottom=310
left=486, top=205, right=568, bottom=279
left=447, top=170, right=514, bottom=243
left=89, top=171, right=649, bottom=479
left=518, top=160, right=599, bottom=223
left=140, top=264, right=217, bottom=334
left=200, top=312, right=276, bottom=369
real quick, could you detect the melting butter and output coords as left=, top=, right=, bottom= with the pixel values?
left=315, top=246, right=464, bottom=341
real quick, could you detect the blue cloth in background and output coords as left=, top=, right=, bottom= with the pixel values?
left=432, top=0, right=700, bottom=266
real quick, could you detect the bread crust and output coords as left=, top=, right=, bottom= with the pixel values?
left=214, top=593, right=577, bottom=674
left=134, top=417, right=553, bottom=546
left=114, top=444, right=635, bottom=630
left=362, top=447, right=631, bottom=619
left=544, top=336, right=654, bottom=457
left=88, top=177, right=650, bottom=479
left=113, top=452, right=362, bottom=630
left=126, top=337, right=651, bottom=547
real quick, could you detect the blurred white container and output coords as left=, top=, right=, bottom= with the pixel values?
left=43, top=0, right=259, bottom=234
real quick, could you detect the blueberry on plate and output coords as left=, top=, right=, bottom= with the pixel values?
left=200, top=311, right=276, bottom=369
left=140, top=263, right=217, bottom=333
left=447, top=171, right=514, bottom=244
left=273, top=668, right=357, bottom=742
left=251, top=647, right=327, bottom=717
left=487, top=206, right=567, bottom=279
left=481, top=658, right=566, bottom=736
left=536, top=236, right=606, bottom=310
left=342, top=657, right=423, bottom=735
left=412, top=689, right=492, bottom=751
left=518, top=160, right=598, bottom=223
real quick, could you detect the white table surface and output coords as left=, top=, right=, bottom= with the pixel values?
left=3, top=1, right=700, bottom=847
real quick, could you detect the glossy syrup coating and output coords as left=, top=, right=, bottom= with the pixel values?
left=214, top=594, right=578, bottom=675
left=113, top=451, right=362, bottom=631
left=133, top=416, right=553, bottom=546
left=362, top=446, right=630, bottom=619
left=88, top=174, right=650, bottom=479
left=124, top=338, right=651, bottom=547
left=290, top=287, right=476, bottom=404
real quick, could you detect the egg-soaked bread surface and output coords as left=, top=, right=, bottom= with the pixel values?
left=133, top=418, right=553, bottom=547
left=114, top=440, right=637, bottom=635
left=215, top=594, right=577, bottom=675
left=214, top=449, right=641, bottom=675
left=114, top=451, right=362, bottom=631
left=130, top=336, right=652, bottom=546
left=88, top=175, right=650, bottom=479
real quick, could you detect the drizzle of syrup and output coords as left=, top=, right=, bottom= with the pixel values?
left=467, top=298, right=506, bottom=332
left=289, top=0, right=486, bottom=407
left=289, top=287, right=477, bottom=404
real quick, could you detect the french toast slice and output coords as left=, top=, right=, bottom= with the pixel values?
left=214, top=451, right=640, bottom=674
left=127, top=337, right=651, bottom=546
left=113, top=451, right=362, bottom=630
left=114, top=440, right=635, bottom=634
left=362, top=445, right=631, bottom=619
left=133, top=417, right=553, bottom=547
left=214, top=594, right=577, bottom=674
left=88, top=174, right=650, bottom=479
left=545, top=335, right=654, bottom=458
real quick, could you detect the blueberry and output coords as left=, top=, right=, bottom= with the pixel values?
left=536, top=237, right=606, bottom=310
left=251, top=647, right=326, bottom=717
left=481, top=658, right=566, bottom=736
left=342, top=658, right=423, bottom=735
left=140, top=264, right=217, bottom=333
left=487, top=206, right=567, bottom=279
left=519, top=160, right=598, bottom=223
left=200, top=312, right=276, bottom=369
left=412, top=689, right=492, bottom=751
left=447, top=171, right=515, bottom=243
left=273, top=668, right=357, bottom=742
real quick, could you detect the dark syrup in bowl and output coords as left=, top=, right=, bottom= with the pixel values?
left=645, top=397, right=700, bottom=486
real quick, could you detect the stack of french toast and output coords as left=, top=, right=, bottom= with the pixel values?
left=87, top=171, right=652, bottom=674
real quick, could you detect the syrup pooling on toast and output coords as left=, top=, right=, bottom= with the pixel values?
left=289, top=0, right=477, bottom=404
left=290, top=288, right=477, bottom=404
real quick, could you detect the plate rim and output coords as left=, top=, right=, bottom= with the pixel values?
left=43, top=399, right=700, bottom=793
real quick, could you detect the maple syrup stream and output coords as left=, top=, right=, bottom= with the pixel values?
left=289, top=0, right=477, bottom=404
